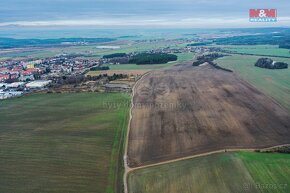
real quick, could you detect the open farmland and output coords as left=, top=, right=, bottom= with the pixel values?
left=86, top=69, right=149, bottom=77
left=220, top=45, right=290, bottom=58
left=128, top=152, right=290, bottom=193
left=216, top=55, right=290, bottom=111
left=86, top=52, right=194, bottom=75
left=0, top=93, right=130, bottom=193
left=127, top=63, right=290, bottom=167
left=0, top=39, right=189, bottom=60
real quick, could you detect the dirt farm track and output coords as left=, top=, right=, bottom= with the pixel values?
left=127, top=62, right=290, bottom=167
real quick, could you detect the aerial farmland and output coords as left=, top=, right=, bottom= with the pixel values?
left=1, top=27, right=290, bottom=193
left=127, top=62, right=290, bottom=167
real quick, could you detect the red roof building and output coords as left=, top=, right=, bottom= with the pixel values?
left=0, top=74, right=9, bottom=81
left=22, top=68, right=40, bottom=75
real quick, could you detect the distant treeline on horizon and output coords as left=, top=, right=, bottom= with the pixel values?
left=0, top=37, right=116, bottom=48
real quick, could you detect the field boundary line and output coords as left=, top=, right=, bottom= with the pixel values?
left=127, top=143, right=290, bottom=173
left=223, top=52, right=290, bottom=59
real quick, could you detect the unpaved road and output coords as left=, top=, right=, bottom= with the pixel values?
left=127, top=62, right=290, bottom=167
left=127, top=143, right=290, bottom=173
left=123, top=71, right=151, bottom=193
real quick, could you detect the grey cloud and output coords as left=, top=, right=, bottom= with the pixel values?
left=0, top=0, right=289, bottom=27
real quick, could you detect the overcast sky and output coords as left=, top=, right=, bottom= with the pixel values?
left=0, top=0, right=289, bottom=27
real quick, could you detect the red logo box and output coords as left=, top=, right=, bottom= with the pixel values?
left=249, top=9, right=277, bottom=22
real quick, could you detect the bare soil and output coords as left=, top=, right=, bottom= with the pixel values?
left=128, top=63, right=290, bottom=167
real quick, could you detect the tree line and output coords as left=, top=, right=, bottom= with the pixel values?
left=90, top=66, right=110, bottom=71
left=192, top=53, right=232, bottom=72
left=129, top=53, right=177, bottom=65
left=192, top=53, right=226, bottom=66
left=103, top=53, right=127, bottom=59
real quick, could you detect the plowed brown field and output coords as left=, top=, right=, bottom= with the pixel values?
left=128, top=63, right=290, bottom=167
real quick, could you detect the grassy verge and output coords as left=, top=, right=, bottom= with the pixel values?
left=0, top=93, right=130, bottom=193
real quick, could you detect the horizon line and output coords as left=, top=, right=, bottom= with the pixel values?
left=1, top=17, right=290, bottom=28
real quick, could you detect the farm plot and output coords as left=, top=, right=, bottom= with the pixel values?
left=222, top=45, right=290, bottom=58
left=216, top=55, right=290, bottom=111
left=128, top=152, right=290, bottom=193
left=0, top=93, right=130, bottom=193
left=127, top=63, right=290, bottom=167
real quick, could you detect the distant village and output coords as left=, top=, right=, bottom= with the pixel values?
left=0, top=54, right=101, bottom=99
left=0, top=44, right=220, bottom=99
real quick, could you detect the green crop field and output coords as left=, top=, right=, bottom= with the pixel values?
left=89, top=52, right=194, bottom=71
left=128, top=152, right=290, bottom=193
left=216, top=54, right=290, bottom=111
left=0, top=93, right=130, bottom=193
left=218, top=45, right=290, bottom=58
left=239, top=152, right=290, bottom=192
left=0, top=50, right=57, bottom=58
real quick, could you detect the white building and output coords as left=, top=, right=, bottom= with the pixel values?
left=0, top=83, right=8, bottom=88
left=26, top=80, right=52, bottom=88
left=6, top=82, right=25, bottom=88
left=0, top=91, right=23, bottom=100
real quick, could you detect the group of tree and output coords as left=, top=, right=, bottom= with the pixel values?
left=90, top=66, right=110, bottom=71
left=192, top=53, right=232, bottom=72
left=56, top=75, right=86, bottom=85
left=192, top=53, right=226, bottom=66
left=129, top=53, right=177, bottom=65
left=255, top=58, right=288, bottom=69
left=86, top=73, right=128, bottom=82
left=187, top=42, right=209, bottom=46
left=55, top=73, right=128, bottom=86
left=103, top=53, right=127, bottom=59
left=279, top=43, right=290, bottom=49
left=208, top=61, right=233, bottom=72
left=107, top=73, right=128, bottom=81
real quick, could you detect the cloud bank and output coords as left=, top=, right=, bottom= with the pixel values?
left=1, top=17, right=290, bottom=28
left=0, top=0, right=289, bottom=28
